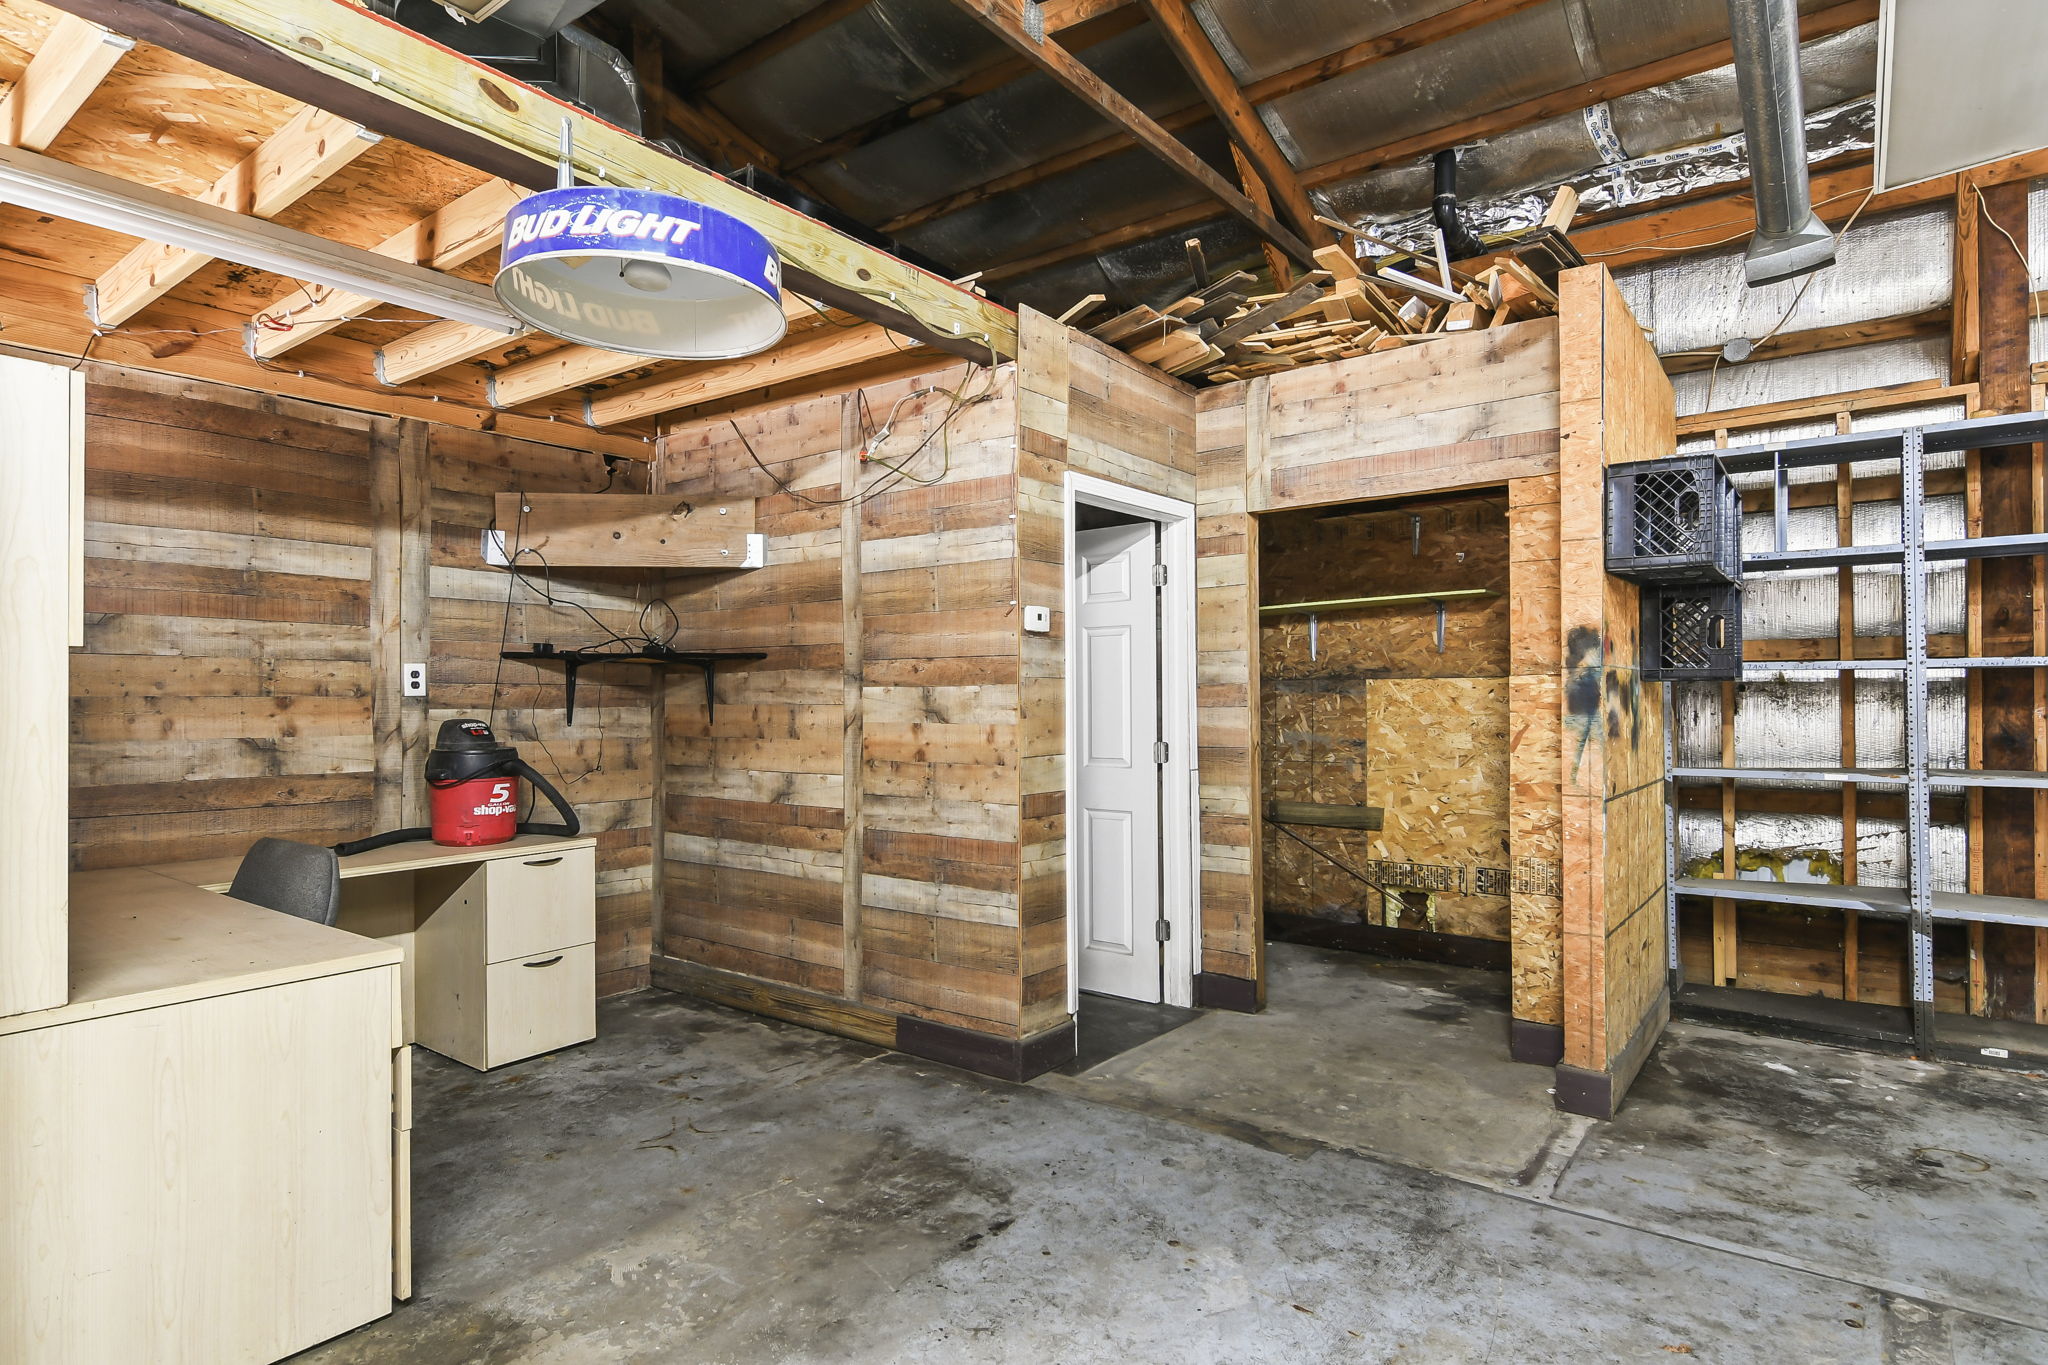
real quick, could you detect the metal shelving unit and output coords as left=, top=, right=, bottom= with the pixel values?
left=1663, top=412, right=2048, bottom=1054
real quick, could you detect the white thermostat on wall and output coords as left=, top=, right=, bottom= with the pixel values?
left=1024, top=605, right=1052, bottom=633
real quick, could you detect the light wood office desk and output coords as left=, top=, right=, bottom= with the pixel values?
left=150, top=833, right=600, bottom=1072
left=1, top=869, right=410, bottom=1364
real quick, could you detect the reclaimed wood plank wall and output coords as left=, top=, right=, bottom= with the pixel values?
left=68, top=364, right=658, bottom=996
left=653, top=358, right=1033, bottom=1040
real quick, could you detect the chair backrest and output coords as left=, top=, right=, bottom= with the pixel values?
left=228, top=837, right=342, bottom=927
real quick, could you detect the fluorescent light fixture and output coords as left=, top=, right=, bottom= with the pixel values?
left=0, top=143, right=522, bottom=336
left=1876, top=0, right=2048, bottom=191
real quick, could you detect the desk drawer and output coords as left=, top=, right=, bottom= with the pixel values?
left=485, top=847, right=596, bottom=963
left=485, top=942, right=595, bottom=1067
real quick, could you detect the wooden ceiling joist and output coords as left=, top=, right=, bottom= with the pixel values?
left=940, top=0, right=1315, bottom=267
left=879, top=0, right=1550, bottom=240
left=1137, top=0, right=1326, bottom=245
left=41, top=0, right=1016, bottom=361
left=587, top=321, right=918, bottom=427
left=0, top=12, right=132, bottom=151
left=249, top=176, right=522, bottom=359
left=376, top=318, right=529, bottom=388
left=485, top=292, right=829, bottom=409
left=92, top=104, right=381, bottom=327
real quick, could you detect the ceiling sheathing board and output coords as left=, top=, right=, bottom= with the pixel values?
left=799, top=20, right=1210, bottom=234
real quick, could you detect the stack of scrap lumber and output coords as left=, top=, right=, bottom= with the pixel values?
left=1071, top=190, right=1578, bottom=385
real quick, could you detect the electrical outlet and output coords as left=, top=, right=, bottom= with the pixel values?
left=402, top=663, right=428, bottom=698
left=1024, top=605, right=1052, bottom=633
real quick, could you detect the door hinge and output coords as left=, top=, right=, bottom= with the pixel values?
left=1152, top=562, right=1168, bottom=587
left=1153, top=740, right=1169, bottom=765
left=1155, top=918, right=1172, bottom=943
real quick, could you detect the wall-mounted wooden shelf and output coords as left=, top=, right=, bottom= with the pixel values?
left=500, top=645, right=767, bottom=722
left=493, top=494, right=760, bottom=569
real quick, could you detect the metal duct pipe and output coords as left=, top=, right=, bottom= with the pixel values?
left=1726, top=0, right=1837, bottom=285
left=1431, top=150, right=1489, bottom=261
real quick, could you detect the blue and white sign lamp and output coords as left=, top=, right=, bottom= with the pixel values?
left=494, top=153, right=786, bottom=361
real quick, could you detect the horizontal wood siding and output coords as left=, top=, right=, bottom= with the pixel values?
left=69, top=365, right=655, bottom=997
left=656, top=361, right=1029, bottom=1038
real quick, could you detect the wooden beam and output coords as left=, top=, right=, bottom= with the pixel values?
left=484, top=293, right=830, bottom=408
left=1038, top=0, right=1130, bottom=26
left=92, top=104, right=381, bottom=327
left=877, top=0, right=1581, bottom=239
left=1301, top=0, right=1877, bottom=189
left=38, top=0, right=1017, bottom=360
left=691, top=0, right=877, bottom=90
left=492, top=493, right=755, bottom=568
left=588, top=323, right=919, bottom=426
left=939, top=0, right=1315, bottom=265
left=376, top=319, right=528, bottom=387
left=250, top=176, right=522, bottom=359
left=0, top=13, right=133, bottom=151
left=1660, top=307, right=1951, bottom=375
left=779, top=6, right=1144, bottom=175
left=1137, top=0, right=1327, bottom=245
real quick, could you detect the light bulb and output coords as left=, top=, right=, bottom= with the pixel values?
left=621, top=258, right=672, bottom=294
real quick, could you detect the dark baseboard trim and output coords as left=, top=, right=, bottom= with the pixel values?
left=1554, top=987, right=1671, bottom=1120
left=1266, top=912, right=1511, bottom=972
left=896, top=1016, right=1077, bottom=1083
left=1509, top=1018, right=1565, bottom=1067
left=650, top=953, right=1078, bottom=1083
left=1194, top=971, right=1261, bottom=1013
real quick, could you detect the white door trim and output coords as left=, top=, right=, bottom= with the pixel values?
left=1063, top=472, right=1199, bottom=1012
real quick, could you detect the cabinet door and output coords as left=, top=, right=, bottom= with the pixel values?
left=0, top=966, right=397, bottom=1362
left=484, top=846, right=596, bottom=963
left=0, top=355, right=83, bottom=1019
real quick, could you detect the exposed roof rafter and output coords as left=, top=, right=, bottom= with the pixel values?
left=0, top=12, right=132, bottom=151
left=588, top=321, right=921, bottom=426
left=93, top=103, right=381, bottom=326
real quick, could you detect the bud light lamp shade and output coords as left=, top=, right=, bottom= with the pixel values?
left=495, top=187, right=787, bottom=360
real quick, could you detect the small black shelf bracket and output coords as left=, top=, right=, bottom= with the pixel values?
left=499, top=646, right=768, bottom=722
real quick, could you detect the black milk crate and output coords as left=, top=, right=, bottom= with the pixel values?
left=1640, top=583, right=1743, bottom=682
left=1605, top=455, right=1742, bottom=585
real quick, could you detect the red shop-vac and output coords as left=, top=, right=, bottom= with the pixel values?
left=335, top=718, right=580, bottom=856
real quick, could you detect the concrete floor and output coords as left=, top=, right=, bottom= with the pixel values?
left=296, top=944, right=2048, bottom=1363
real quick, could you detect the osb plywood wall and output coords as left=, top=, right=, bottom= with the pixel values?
left=1257, top=495, right=1512, bottom=940
left=69, top=365, right=658, bottom=996
left=652, top=359, right=1036, bottom=1040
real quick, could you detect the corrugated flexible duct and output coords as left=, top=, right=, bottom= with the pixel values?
left=1727, top=0, right=1838, bottom=284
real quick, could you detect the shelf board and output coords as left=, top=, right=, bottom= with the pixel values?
left=1925, top=533, right=2048, bottom=562
left=1670, top=765, right=1908, bottom=784
left=1742, top=659, right=1909, bottom=674
left=1674, top=876, right=1908, bottom=916
left=1927, top=768, right=2048, bottom=789
left=1933, top=656, right=2048, bottom=669
left=1259, top=588, right=1497, bottom=615
left=1921, top=412, right=2048, bottom=453
left=1716, top=429, right=1904, bottom=473
left=1745, top=544, right=1903, bottom=572
left=1931, top=891, right=2048, bottom=928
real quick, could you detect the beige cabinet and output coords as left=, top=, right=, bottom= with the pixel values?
left=414, top=844, right=597, bottom=1069
left=1, top=873, right=409, bottom=1364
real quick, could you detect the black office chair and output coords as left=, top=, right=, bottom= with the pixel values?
left=228, top=837, right=343, bottom=927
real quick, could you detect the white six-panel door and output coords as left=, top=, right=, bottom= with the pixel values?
left=1073, top=522, right=1163, bottom=1002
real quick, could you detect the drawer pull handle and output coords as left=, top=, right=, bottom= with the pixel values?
left=523, top=857, right=564, bottom=867
left=522, top=955, right=565, bottom=968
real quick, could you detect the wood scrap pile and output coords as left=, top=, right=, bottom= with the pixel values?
left=1063, top=189, right=1582, bottom=385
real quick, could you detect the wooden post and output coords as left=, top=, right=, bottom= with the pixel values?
left=839, top=394, right=866, bottom=1003
left=1959, top=174, right=2037, bottom=1020
left=371, top=417, right=432, bottom=832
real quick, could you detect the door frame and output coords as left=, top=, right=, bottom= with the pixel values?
left=1063, top=471, right=1199, bottom=1012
